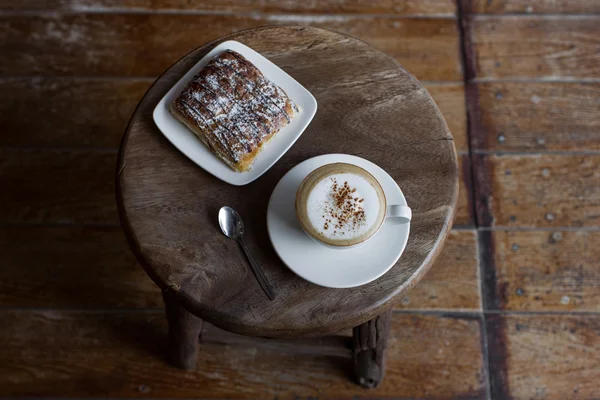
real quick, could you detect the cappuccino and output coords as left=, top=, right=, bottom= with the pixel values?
left=296, top=163, right=386, bottom=247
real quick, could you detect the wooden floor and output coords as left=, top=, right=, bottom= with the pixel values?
left=1, top=1, right=599, bottom=399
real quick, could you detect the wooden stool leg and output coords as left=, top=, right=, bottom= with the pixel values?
left=162, top=291, right=203, bottom=370
left=352, top=309, right=392, bottom=388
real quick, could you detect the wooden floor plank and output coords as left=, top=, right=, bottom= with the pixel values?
left=473, top=82, right=600, bottom=152
left=0, top=79, right=464, bottom=150
left=0, top=227, right=479, bottom=311
left=0, top=149, right=117, bottom=224
left=492, top=230, right=600, bottom=312
left=491, top=230, right=600, bottom=312
left=0, top=78, right=150, bottom=149
left=396, top=230, right=480, bottom=311
left=471, top=16, right=600, bottom=79
left=466, top=0, right=600, bottom=14
left=484, top=154, right=600, bottom=227
left=456, top=154, right=475, bottom=227
left=0, top=311, right=485, bottom=398
left=0, top=14, right=462, bottom=81
left=0, top=149, right=466, bottom=225
left=0, top=0, right=457, bottom=15
left=487, top=314, right=600, bottom=400
left=0, top=226, right=161, bottom=308
left=425, top=83, right=468, bottom=153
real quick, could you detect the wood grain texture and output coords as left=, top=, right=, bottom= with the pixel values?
left=425, top=83, right=468, bottom=153
left=0, top=149, right=117, bottom=224
left=487, top=314, right=600, bottom=400
left=0, top=226, right=161, bottom=308
left=353, top=309, right=392, bottom=388
left=473, top=82, right=600, bottom=152
left=118, top=27, right=458, bottom=337
left=484, top=154, right=600, bottom=227
left=0, top=78, right=150, bottom=149
left=0, top=311, right=484, bottom=398
left=466, top=0, right=600, bottom=14
left=456, top=154, right=474, bottom=226
left=0, top=0, right=457, bottom=15
left=162, top=290, right=203, bottom=370
left=0, top=80, right=465, bottom=150
left=0, top=14, right=462, bottom=81
left=396, top=230, right=480, bottom=311
left=492, top=230, right=600, bottom=312
left=472, top=16, right=600, bottom=79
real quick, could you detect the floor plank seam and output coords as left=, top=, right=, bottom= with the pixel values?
left=472, top=77, right=600, bottom=83
left=0, top=307, right=165, bottom=313
left=457, top=5, right=493, bottom=399
left=477, top=313, right=493, bottom=400
left=450, top=224, right=477, bottom=230
left=478, top=226, right=600, bottom=232
left=485, top=314, right=511, bottom=399
left=0, top=76, right=157, bottom=82
left=456, top=0, right=481, bottom=232
left=470, top=13, right=600, bottom=20
left=472, top=149, right=600, bottom=156
left=476, top=230, right=497, bottom=400
left=0, top=9, right=457, bottom=19
left=0, top=147, right=119, bottom=153
left=392, top=309, right=482, bottom=318
left=0, top=222, right=122, bottom=228
left=484, top=310, right=600, bottom=316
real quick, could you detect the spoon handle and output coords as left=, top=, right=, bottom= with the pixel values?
left=238, top=238, right=276, bottom=301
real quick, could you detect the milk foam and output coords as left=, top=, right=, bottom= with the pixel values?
left=306, top=173, right=381, bottom=240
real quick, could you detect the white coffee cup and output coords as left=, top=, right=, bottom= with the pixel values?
left=295, top=163, right=411, bottom=249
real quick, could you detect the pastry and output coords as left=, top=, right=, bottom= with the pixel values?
left=170, top=50, right=299, bottom=172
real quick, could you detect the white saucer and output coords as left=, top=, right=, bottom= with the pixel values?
left=267, top=154, right=410, bottom=288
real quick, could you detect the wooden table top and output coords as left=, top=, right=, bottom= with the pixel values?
left=117, top=26, right=458, bottom=337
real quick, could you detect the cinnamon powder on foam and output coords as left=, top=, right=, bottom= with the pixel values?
left=321, top=178, right=366, bottom=235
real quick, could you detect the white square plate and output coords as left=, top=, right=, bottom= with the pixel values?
left=153, top=40, right=318, bottom=186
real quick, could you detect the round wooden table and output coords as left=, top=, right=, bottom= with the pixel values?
left=117, top=26, right=458, bottom=388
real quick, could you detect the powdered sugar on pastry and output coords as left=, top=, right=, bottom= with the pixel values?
left=170, top=50, right=298, bottom=171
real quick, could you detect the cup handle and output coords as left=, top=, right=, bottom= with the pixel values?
left=386, top=205, right=412, bottom=223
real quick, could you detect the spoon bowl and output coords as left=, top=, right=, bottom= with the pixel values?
left=218, top=206, right=244, bottom=240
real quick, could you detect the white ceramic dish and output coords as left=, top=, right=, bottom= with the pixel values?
left=267, top=154, right=411, bottom=288
left=153, top=40, right=318, bottom=186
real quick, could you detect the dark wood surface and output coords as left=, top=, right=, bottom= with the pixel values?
left=491, top=231, right=600, bottom=311
left=482, top=154, right=600, bottom=228
left=162, top=290, right=204, bottom=370
left=0, top=149, right=118, bottom=224
left=3, top=1, right=600, bottom=398
left=395, top=229, right=480, bottom=311
left=0, top=310, right=485, bottom=398
left=352, top=309, right=392, bottom=388
left=0, top=0, right=458, bottom=15
left=0, top=78, right=151, bottom=148
left=471, top=16, right=600, bottom=79
left=118, top=26, right=458, bottom=337
left=426, top=83, right=468, bottom=152
left=0, top=79, right=468, bottom=150
left=0, top=14, right=461, bottom=80
left=465, top=0, right=600, bottom=14
left=487, top=314, right=600, bottom=399
left=472, top=82, right=600, bottom=152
